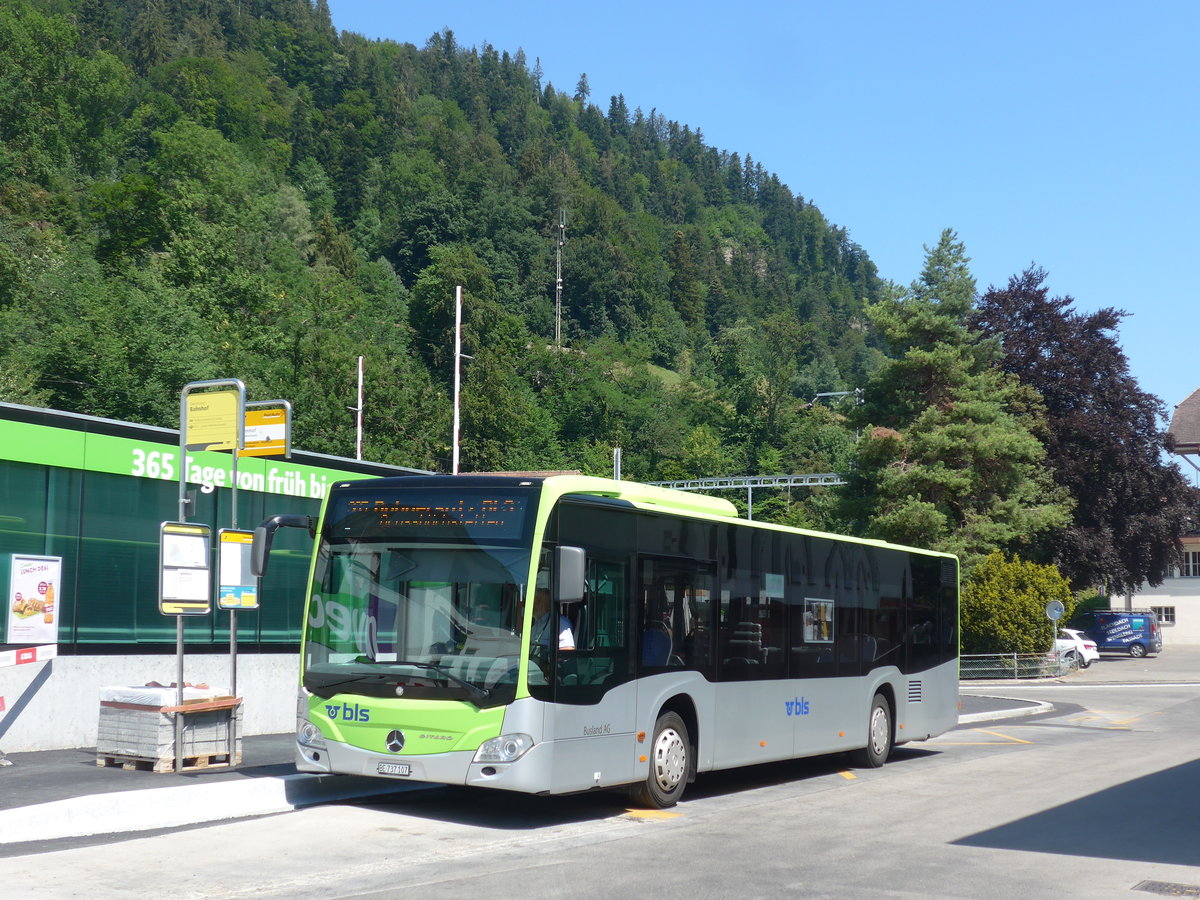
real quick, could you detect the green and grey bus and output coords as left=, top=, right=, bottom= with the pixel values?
left=256, top=474, right=959, bottom=808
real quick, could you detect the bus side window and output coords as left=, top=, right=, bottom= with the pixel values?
left=554, top=556, right=632, bottom=703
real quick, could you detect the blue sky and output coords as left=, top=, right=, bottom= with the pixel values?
left=328, top=1, right=1199, bottom=426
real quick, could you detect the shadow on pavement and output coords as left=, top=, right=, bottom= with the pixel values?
left=954, top=758, right=1200, bottom=868
left=348, top=744, right=943, bottom=831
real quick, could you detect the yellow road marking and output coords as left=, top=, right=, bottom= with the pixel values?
left=838, top=770, right=856, bottom=780
left=934, top=728, right=1033, bottom=746
left=974, top=728, right=1032, bottom=743
left=624, top=809, right=682, bottom=820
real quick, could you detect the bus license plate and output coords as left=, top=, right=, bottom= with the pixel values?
left=377, top=762, right=411, bottom=776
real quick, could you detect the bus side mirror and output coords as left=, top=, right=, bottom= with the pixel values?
left=555, top=545, right=586, bottom=604
left=251, top=514, right=315, bottom=577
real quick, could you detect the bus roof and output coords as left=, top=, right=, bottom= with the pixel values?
left=327, top=473, right=956, bottom=562
left=541, top=474, right=740, bottom=519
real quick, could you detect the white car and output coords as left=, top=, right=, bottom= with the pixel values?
left=1055, top=627, right=1100, bottom=669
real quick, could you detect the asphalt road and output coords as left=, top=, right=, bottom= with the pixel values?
left=5, top=676, right=1200, bottom=899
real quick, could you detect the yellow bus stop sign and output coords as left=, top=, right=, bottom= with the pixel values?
left=185, top=389, right=241, bottom=452
left=240, top=407, right=288, bottom=458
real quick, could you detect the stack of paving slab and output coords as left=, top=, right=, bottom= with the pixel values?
left=96, top=684, right=242, bottom=772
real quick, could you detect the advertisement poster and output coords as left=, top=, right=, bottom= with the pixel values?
left=7, top=554, right=62, bottom=645
left=803, top=597, right=835, bottom=644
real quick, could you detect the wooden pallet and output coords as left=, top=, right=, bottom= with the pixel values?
left=96, top=751, right=241, bottom=773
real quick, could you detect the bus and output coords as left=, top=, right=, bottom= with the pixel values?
left=254, top=474, right=959, bottom=808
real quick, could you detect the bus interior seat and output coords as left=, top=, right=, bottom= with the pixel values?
left=642, top=622, right=672, bottom=666
left=483, top=657, right=517, bottom=687
left=570, top=602, right=587, bottom=649
left=861, top=635, right=878, bottom=661
left=726, top=621, right=764, bottom=663
left=836, top=634, right=877, bottom=665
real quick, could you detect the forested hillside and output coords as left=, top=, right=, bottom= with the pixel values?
left=2, top=0, right=1194, bottom=597
left=0, top=0, right=884, bottom=490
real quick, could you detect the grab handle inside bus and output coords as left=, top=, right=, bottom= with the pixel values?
left=555, top=545, right=586, bottom=604
left=252, top=514, right=315, bottom=577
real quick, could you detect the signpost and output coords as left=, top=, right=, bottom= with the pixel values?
left=1046, top=599, right=1065, bottom=659
left=158, top=523, right=212, bottom=617
left=241, top=401, right=291, bottom=459
left=164, top=382, right=288, bottom=772
left=172, top=380, right=245, bottom=772
left=217, top=530, right=258, bottom=612
left=159, top=519, right=214, bottom=772
left=218, top=528, right=257, bottom=702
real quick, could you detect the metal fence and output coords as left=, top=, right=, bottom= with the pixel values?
left=960, top=652, right=1078, bottom=680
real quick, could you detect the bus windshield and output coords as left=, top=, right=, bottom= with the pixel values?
left=303, top=486, right=537, bottom=708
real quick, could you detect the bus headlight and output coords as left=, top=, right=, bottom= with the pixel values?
left=298, top=720, right=327, bottom=749
left=473, top=733, right=533, bottom=763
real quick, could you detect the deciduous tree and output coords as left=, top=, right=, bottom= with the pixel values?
left=973, top=266, right=1199, bottom=593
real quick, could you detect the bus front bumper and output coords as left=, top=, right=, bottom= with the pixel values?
left=297, top=736, right=560, bottom=794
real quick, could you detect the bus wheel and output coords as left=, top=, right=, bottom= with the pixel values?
left=630, top=711, right=690, bottom=809
left=1128, top=643, right=1147, bottom=658
left=851, top=693, right=892, bottom=768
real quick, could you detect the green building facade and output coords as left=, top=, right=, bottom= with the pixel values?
left=0, top=402, right=426, bottom=654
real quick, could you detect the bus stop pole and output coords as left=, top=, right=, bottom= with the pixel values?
left=228, top=452, right=238, bottom=766
left=230, top=448, right=238, bottom=700
left=176, top=388, right=189, bottom=773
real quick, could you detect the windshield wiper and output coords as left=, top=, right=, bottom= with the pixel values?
left=305, top=671, right=395, bottom=694
left=401, top=661, right=491, bottom=700
left=308, top=661, right=490, bottom=700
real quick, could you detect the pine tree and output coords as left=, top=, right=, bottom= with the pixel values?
left=574, top=72, right=590, bottom=102
left=844, top=230, right=1071, bottom=570
left=668, top=230, right=703, bottom=330
left=131, top=0, right=169, bottom=75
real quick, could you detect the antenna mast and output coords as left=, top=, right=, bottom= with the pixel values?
left=355, top=355, right=364, bottom=460
left=452, top=285, right=462, bottom=475
left=555, top=208, right=566, bottom=347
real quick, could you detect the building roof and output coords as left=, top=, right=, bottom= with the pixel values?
left=1169, top=387, right=1200, bottom=455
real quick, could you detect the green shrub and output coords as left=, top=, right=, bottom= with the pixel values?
left=961, top=552, right=1073, bottom=654
left=1070, top=594, right=1110, bottom=623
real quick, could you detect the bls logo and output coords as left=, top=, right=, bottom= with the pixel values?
left=785, top=697, right=811, bottom=717
left=325, top=702, right=371, bottom=723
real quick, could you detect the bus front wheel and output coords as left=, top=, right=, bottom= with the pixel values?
left=851, top=693, right=892, bottom=768
left=630, top=711, right=690, bottom=809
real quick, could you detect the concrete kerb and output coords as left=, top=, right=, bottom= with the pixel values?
left=2, top=700, right=1044, bottom=846
left=6, top=650, right=1197, bottom=847
left=957, top=696, right=1053, bottom=724
left=0, top=772, right=423, bottom=845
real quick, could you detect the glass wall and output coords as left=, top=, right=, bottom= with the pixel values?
left=0, top=456, right=324, bottom=649
left=0, top=405, right=424, bottom=651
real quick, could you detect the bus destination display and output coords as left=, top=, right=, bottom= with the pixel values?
left=332, top=491, right=530, bottom=541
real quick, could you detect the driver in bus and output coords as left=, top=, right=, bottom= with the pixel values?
left=531, top=571, right=575, bottom=651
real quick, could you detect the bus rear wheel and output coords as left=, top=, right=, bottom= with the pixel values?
left=630, top=711, right=690, bottom=809
left=850, top=693, right=892, bottom=768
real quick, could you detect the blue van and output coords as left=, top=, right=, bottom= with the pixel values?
left=1076, top=609, right=1162, bottom=658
